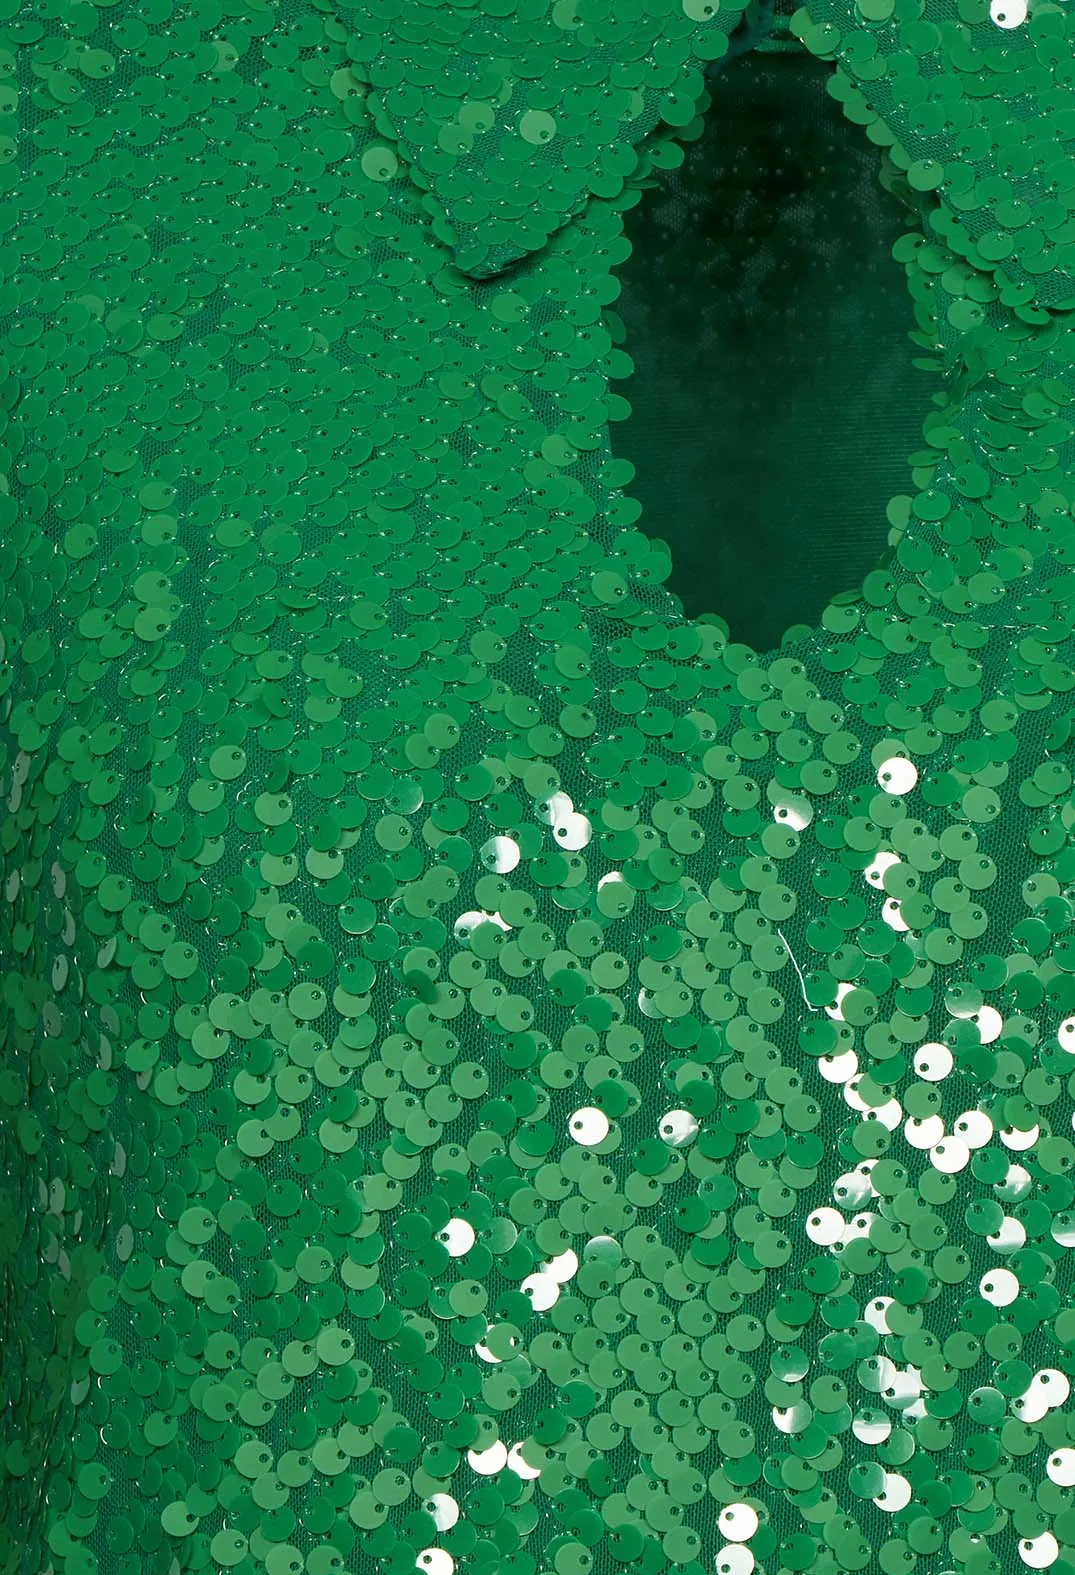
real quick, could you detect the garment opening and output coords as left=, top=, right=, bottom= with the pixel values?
left=606, top=44, right=937, bottom=656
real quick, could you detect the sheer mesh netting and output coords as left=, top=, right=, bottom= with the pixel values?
left=607, top=40, right=940, bottom=656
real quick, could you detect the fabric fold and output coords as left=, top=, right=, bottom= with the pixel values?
left=334, top=0, right=754, bottom=278
left=336, top=0, right=1075, bottom=313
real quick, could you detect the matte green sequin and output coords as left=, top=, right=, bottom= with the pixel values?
left=2, top=4, right=1075, bottom=1575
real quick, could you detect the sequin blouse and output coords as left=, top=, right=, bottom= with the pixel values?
left=3, top=1, right=1075, bottom=1574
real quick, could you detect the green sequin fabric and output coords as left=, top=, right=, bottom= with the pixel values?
left=3, top=3, right=1075, bottom=1575
left=337, top=0, right=754, bottom=277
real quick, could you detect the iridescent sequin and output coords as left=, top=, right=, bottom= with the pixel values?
left=2, top=4, right=1075, bottom=1575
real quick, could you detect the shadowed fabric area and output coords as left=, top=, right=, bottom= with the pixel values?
left=609, top=44, right=937, bottom=654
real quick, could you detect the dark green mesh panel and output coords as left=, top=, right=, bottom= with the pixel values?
left=608, top=42, right=936, bottom=655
